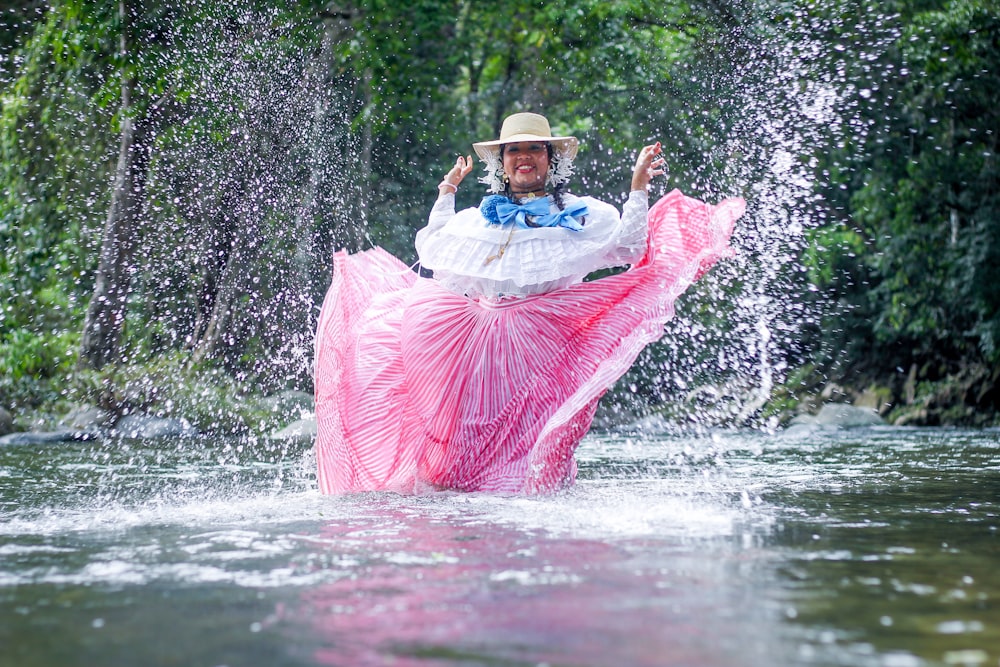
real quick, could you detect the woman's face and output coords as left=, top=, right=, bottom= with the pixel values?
left=502, top=141, right=550, bottom=194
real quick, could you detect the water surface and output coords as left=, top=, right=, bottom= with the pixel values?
left=1, top=426, right=997, bottom=666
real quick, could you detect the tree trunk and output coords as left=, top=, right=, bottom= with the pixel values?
left=189, top=204, right=258, bottom=364
left=79, top=2, right=148, bottom=369
left=189, top=2, right=373, bottom=367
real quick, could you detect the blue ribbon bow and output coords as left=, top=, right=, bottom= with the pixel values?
left=480, top=195, right=589, bottom=231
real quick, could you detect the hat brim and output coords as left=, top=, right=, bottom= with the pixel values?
left=473, top=134, right=579, bottom=162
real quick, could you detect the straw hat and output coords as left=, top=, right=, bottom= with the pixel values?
left=473, top=112, right=579, bottom=193
left=473, top=112, right=579, bottom=162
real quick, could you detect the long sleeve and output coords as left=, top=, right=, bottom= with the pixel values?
left=414, top=193, right=456, bottom=257
left=602, top=190, right=648, bottom=266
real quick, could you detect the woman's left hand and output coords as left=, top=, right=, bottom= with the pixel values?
left=631, top=141, right=666, bottom=192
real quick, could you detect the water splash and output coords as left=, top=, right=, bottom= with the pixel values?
left=603, top=3, right=902, bottom=430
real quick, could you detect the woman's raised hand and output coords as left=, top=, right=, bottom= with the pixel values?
left=631, top=142, right=666, bottom=192
left=439, top=155, right=475, bottom=195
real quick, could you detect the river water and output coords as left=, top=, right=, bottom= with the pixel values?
left=1, top=425, right=997, bottom=667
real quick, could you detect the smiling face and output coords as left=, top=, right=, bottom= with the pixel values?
left=502, top=141, right=550, bottom=195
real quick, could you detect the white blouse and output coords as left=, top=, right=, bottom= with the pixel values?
left=415, top=191, right=649, bottom=298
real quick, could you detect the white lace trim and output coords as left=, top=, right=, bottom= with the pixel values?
left=416, top=194, right=647, bottom=297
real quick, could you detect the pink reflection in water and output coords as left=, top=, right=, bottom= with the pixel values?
left=284, top=505, right=772, bottom=666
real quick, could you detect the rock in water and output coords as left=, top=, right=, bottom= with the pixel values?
left=270, top=416, right=317, bottom=442
left=0, top=430, right=97, bottom=446
left=113, top=415, right=199, bottom=438
left=790, top=403, right=884, bottom=428
left=0, top=407, right=12, bottom=436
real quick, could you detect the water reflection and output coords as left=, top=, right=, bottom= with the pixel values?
left=289, top=500, right=783, bottom=667
left=1, top=429, right=998, bottom=666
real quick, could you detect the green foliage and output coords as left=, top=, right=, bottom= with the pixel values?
left=0, top=0, right=117, bottom=409
left=0, top=327, right=80, bottom=409
left=802, top=224, right=867, bottom=289
left=0, top=1, right=115, bottom=313
left=69, top=353, right=294, bottom=435
left=809, top=0, right=1000, bottom=374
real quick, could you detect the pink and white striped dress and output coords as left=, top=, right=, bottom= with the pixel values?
left=314, top=189, right=745, bottom=494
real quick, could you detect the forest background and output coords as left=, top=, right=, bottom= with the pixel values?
left=1, top=0, right=997, bottom=435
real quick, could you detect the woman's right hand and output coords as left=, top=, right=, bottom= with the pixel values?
left=631, top=142, right=665, bottom=192
left=439, top=155, right=474, bottom=194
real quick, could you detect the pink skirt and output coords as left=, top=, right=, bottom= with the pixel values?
left=314, top=189, right=745, bottom=494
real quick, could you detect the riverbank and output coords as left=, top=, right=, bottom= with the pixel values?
left=0, top=357, right=317, bottom=444
left=766, top=360, right=1000, bottom=428
left=3, top=356, right=998, bottom=445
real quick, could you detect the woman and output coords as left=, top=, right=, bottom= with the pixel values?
left=314, top=112, right=744, bottom=494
